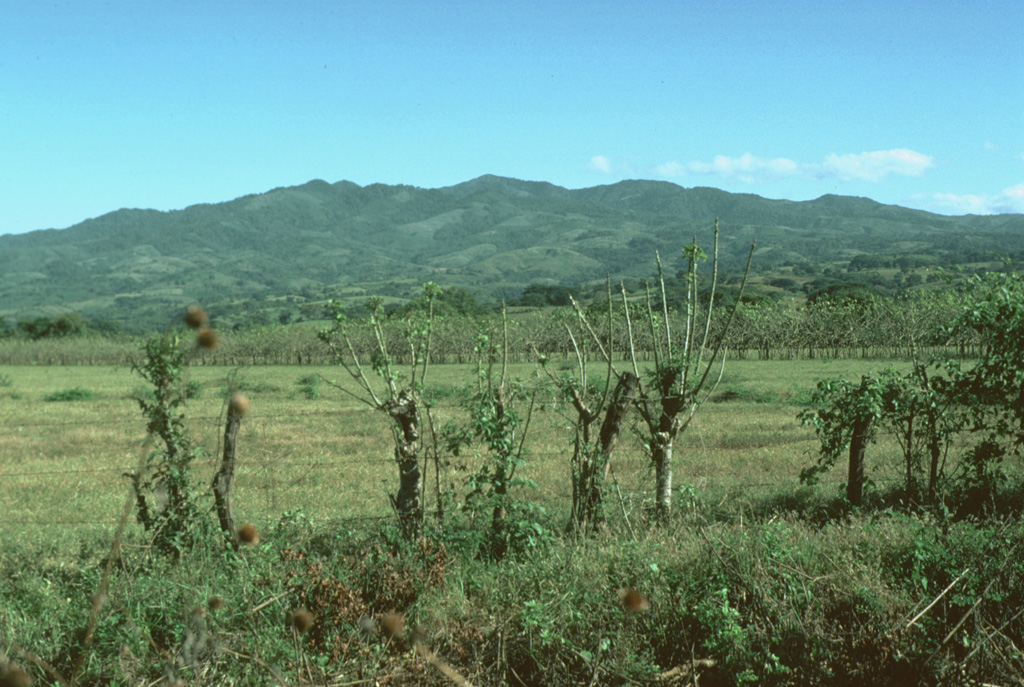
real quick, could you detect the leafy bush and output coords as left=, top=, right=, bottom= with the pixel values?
left=296, top=374, right=321, bottom=400
left=184, top=379, right=203, bottom=399
left=43, top=387, right=94, bottom=402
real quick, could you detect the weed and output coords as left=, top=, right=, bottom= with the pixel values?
left=296, top=374, right=321, bottom=400
left=711, top=385, right=780, bottom=404
left=231, top=379, right=283, bottom=394
left=128, top=332, right=208, bottom=557
left=43, top=387, right=94, bottom=402
left=183, top=379, right=202, bottom=399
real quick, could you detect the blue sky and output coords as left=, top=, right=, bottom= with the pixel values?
left=2, top=0, right=1022, bottom=235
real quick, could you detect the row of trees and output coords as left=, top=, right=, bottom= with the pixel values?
left=314, top=221, right=756, bottom=548
left=120, top=224, right=1024, bottom=566
left=0, top=286, right=988, bottom=367
left=129, top=223, right=754, bottom=559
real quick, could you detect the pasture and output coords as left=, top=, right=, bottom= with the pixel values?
left=3, top=357, right=1023, bottom=687
left=1, top=358, right=887, bottom=549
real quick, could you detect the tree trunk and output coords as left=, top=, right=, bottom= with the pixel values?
left=571, top=372, right=638, bottom=534
left=653, top=432, right=674, bottom=523
left=387, top=390, right=422, bottom=538
left=848, top=417, right=871, bottom=506
left=927, top=412, right=942, bottom=504
left=213, top=404, right=242, bottom=548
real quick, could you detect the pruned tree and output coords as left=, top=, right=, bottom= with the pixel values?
left=318, top=283, right=440, bottom=538
left=628, top=220, right=755, bottom=523
left=538, top=277, right=639, bottom=535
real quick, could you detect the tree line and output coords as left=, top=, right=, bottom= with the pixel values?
left=0, top=284, right=993, bottom=367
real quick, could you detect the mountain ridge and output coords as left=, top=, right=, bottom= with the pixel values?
left=1, top=175, right=1022, bottom=330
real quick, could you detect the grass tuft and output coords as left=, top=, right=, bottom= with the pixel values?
left=42, top=387, right=94, bottom=402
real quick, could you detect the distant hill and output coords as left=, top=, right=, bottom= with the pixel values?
left=2, top=175, right=1022, bottom=330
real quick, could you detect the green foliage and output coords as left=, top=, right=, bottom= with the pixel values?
left=43, top=386, right=94, bottom=402
left=800, top=271, right=1024, bottom=512
left=129, top=332, right=207, bottom=557
left=296, top=373, right=321, bottom=400
left=436, top=323, right=549, bottom=559
left=16, top=312, right=88, bottom=339
left=798, top=374, right=889, bottom=484
left=457, top=381, right=549, bottom=560
left=518, top=283, right=574, bottom=307
left=806, top=281, right=886, bottom=305
left=395, top=284, right=483, bottom=317
left=4, top=175, right=1022, bottom=331
left=184, top=379, right=203, bottom=399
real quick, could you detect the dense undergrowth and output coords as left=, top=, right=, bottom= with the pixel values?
left=4, top=489, right=1024, bottom=686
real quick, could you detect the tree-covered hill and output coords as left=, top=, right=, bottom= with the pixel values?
left=1, top=175, right=1022, bottom=330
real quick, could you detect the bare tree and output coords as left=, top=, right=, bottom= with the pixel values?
left=628, top=220, right=755, bottom=523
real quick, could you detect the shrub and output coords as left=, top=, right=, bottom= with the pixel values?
left=184, top=379, right=203, bottom=399
left=296, top=374, right=321, bottom=400
left=43, top=387, right=94, bottom=402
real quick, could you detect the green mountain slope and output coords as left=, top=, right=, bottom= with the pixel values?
left=2, top=175, right=1022, bottom=330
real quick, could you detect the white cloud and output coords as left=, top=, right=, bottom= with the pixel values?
left=658, top=148, right=935, bottom=184
left=588, top=155, right=613, bottom=174
left=684, top=154, right=801, bottom=183
left=819, top=149, right=934, bottom=182
left=921, top=183, right=1024, bottom=215
left=655, top=161, right=686, bottom=177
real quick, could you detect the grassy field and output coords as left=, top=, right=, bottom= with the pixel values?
left=0, top=358, right=899, bottom=549
left=4, top=357, right=1023, bottom=687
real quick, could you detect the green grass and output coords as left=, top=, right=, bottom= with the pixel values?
left=0, top=358, right=900, bottom=552
left=3, top=358, right=1022, bottom=686
left=43, top=386, right=95, bottom=402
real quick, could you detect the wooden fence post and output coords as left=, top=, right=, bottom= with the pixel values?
left=213, top=397, right=245, bottom=547
left=847, top=393, right=872, bottom=507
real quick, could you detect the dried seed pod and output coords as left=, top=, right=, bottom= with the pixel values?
left=0, top=664, right=32, bottom=687
left=236, top=523, right=260, bottom=545
left=619, top=588, right=650, bottom=613
left=184, top=305, right=209, bottom=329
left=229, top=393, right=250, bottom=416
left=379, top=613, right=405, bottom=639
left=196, top=327, right=218, bottom=350
left=287, top=607, right=315, bottom=633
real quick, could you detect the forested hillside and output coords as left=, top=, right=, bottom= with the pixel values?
left=2, top=175, right=1022, bottom=330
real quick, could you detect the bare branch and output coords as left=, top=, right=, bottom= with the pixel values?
left=655, top=251, right=672, bottom=354
left=697, top=219, right=720, bottom=358
left=569, top=295, right=613, bottom=365
left=644, top=281, right=661, bottom=373
left=621, top=282, right=641, bottom=381
left=692, top=238, right=755, bottom=399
